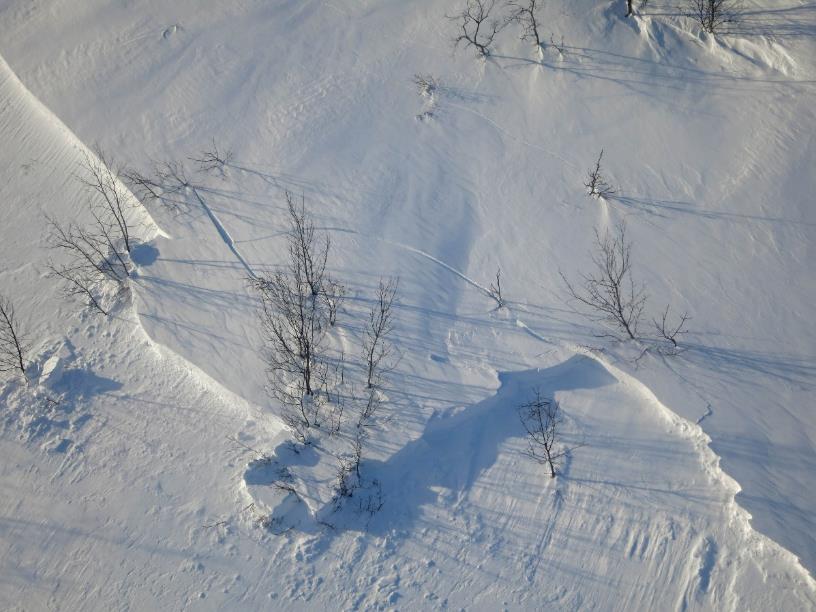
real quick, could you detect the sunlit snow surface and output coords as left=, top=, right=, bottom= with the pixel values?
left=1, top=0, right=815, bottom=609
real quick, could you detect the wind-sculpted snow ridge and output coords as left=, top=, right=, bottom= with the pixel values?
left=2, top=0, right=816, bottom=608
left=0, top=54, right=164, bottom=244
left=238, top=350, right=816, bottom=609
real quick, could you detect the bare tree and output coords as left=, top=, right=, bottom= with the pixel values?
left=488, top=268, right=505, bottom=308
left=654, top=305, right=690, bottom=351
left=285, top=193, right=329, bottom=299
left=518, top=390, right=572, bottom=478
left=79, top=148, right=135, bottom=253
left=363, top=278, right=398, bottom=390
left=625, top=0, right=634, bottom=17
left=413, top=74, right=438, bottom=98
left=252, top=271, right=327, bottom=438
left=0, top=296, right=28, bottom=383
left=584, top=150, right=616, bottom=199
left=687, top=0, right=741, bottom=34
left=507, top=0, right=543, bottom=48
left=252, top=193, right=336, bottom=440
left=561, top=222, right=646, bottom=340
left=449, top=0, right=505, bottom=57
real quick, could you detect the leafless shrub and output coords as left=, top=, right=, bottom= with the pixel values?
left=0, top=296, right=29, bottom=383
left=190, top=139, right=234, bottom=173
left=335, top=433, right=363, bottom=499
left=318, top=351, right=347, bottom=435
left=48, top=261, right=109, bottom=316
left=413, top=74, right=438, bottom=97
left=47, top=217, right=130, bottom=284
left=46, top=213, right=129, bottom=315
left=362, top=278, right=398, bottom=390
left=323, top=278, right=346, bottom=327
left=549, top=33, right=567, bottom=58
left=488, top=268, right=505, bottom=308
left=358, top=481, right=384, bottom=515
left=584, top=150, right=616, bottom=199
left=654, top=305, right=690, bottom=352
left=561, top=222, right=646, bottom=341
left=124, top=160, right=190, bottom=212
left=687, top=0, right=742, bottom=34
left=507, top=0, right=543, bottom=48
left=449, top=0, right=505, bottom=57
left=357, top=388, right=382, bottom=430
left=518, top=390, right=576, bottom=478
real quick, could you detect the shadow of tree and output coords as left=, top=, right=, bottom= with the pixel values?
left=344, top=355, right=617, bottom=535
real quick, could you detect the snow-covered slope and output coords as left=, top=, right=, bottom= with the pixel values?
left=1, top=0, right=815, bottom=609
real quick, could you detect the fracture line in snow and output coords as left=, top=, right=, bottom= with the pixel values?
left=190, top=186, right=257, bottom=279
left=344, top=228, right=558, bottom=346
left=379, top=237, right=491, bottom=294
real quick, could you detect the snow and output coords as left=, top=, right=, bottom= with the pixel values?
left=1, top=0, right=815, bottom=609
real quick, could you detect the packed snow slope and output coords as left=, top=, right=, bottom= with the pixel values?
left=1, top=0, right=815, bottom=609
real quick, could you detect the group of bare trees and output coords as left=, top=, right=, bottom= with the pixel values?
left=449, top=0, right=550, bottom=58
left=449, top=0, right=741, bottom=58
left=252, top=193, right=398, bottom=501
left=47, top=150, right=137, bottom=316
left=252, top=192, right=336, bottom=431
left=521, top=220, right=688, bottom=479
left=0, top=148, right=139, bottom=395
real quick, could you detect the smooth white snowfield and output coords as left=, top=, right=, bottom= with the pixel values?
left=1, top=0, right=815, bottom=609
